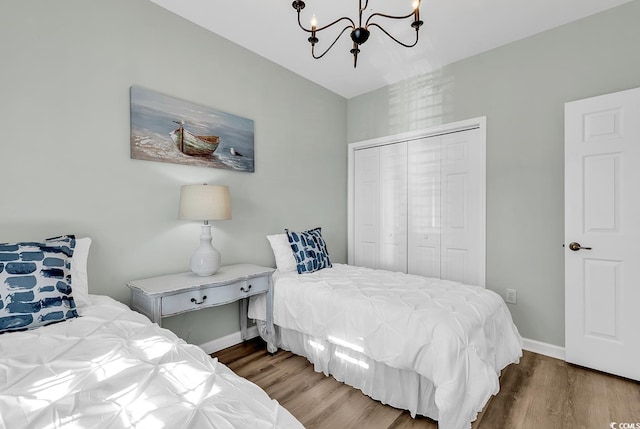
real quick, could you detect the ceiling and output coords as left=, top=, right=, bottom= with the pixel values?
left=148, top=0, right=633, bottom=99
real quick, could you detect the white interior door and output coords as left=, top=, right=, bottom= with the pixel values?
left=565, top=86, right=640, bottom=381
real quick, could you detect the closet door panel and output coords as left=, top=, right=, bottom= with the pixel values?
left=441, top=129, right=484, bottom=285
left=408, top=137, right=441, bottom=278
left=354, top=147, right=380, bottom=268
left=379, top=142, right=408, bottom=272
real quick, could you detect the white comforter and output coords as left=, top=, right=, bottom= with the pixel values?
left=249, top=264, right=523, bottom=429
left=0, top=295, right=302, bottom=429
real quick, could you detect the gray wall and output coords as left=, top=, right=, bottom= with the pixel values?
left=0, top=0, right=347, bottom=345
left=348, top=1, right=640, bottom=347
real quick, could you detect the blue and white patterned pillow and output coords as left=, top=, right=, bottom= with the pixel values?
left=285, top=227, right=332, bottom=274
left=0, top=235, right=78, bottom=333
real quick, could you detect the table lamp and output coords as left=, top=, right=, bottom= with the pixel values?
left=179, top=184, right=232, bottom=276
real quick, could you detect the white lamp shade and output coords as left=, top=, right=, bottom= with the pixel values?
left=179, top=184, right=232, bottom=221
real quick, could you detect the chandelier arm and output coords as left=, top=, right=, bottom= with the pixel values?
left=297, top=12, right=354, bottom=33
left=358, top=0, right=369, bottom=27
left=311, top=25, right=353, bottom=59
left=365, top=10, right=416, bottom=27
left=315, top=16, right=355, bottom=33
left=367, top=22, right=419, bottom=48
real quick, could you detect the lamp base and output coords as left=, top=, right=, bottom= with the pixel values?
left=190, top=224, right=221, bottom=276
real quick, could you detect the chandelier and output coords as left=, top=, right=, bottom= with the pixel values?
left=291, top=0, right=423, bottom=68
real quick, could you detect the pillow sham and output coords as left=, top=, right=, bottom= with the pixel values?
left=69, top=237, right=91, bottom=308
left=266, top=234, right=297, bottom=273
left=285, top=227, right=332, bottom=274
left=0, top=235, right=78, bottom=333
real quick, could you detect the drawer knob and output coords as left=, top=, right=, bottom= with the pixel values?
left=241, top=284, right=252, bottom=293
left=190, top=295, right=208, bottom=305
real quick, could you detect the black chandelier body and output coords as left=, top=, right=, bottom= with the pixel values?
left=291, top=0, right=423, bottom=68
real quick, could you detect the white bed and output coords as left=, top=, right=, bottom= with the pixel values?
left=0, top=235, right=301, bottom=429
left=249, top=263, right=523, bottom=429
left=0, top=294, right=302, bottom=429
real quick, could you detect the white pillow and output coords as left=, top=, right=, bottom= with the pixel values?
left=266, top=233, right=297, bottom=272
left=71, top=237, right=92, bottom=308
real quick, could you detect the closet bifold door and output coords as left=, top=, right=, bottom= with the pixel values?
left=407, top=137, right=441, bottom=278
left=440, top=129, right=484, bottom=285
left=353, top=142, right=408, bottom=272
left=378, top=142, right=408, bottom=273
left=353, top=147, right=380, bottom=268
left=406, top=128, right=484, bottom=285
left=351, top=119, right=485, bottom=286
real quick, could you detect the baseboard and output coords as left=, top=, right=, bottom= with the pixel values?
left=199, top=325, right=259, bottom=354
left=522, top=337, right=565, bottom=361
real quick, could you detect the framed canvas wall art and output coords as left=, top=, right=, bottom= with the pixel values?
left=130, top=86, right=255, bottom=172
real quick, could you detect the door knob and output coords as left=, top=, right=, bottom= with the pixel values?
left=568, top=242, right=592, bottom=251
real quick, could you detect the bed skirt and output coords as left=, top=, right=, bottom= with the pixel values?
left=255, top=320, right=441, bottom=420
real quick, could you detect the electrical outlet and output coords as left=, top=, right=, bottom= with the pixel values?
left=505, top=289, right=517, bottom=304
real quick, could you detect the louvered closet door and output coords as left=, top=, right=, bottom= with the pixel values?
left=408, top=137, right=442, bottom=277
left=378, top=142, right=408, bottom=272
left=354, top=147, right=380, bottom=268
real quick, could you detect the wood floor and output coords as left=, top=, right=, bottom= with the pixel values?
left=213, top=338, right=640, bottom=429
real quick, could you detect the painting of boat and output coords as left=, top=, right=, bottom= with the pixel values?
left=170, top=121, right=220, bottom=157
left=130, top=85, right=255, bottom=172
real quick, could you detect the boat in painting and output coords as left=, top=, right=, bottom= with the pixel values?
left=170, top=123, right=219, bottom=157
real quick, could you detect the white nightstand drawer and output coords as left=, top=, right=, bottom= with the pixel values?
left=127, top=264, right=276, bottom=352
left=161, top=277, right=269, bottom=317
left=242, top=275, right=269, bottom=296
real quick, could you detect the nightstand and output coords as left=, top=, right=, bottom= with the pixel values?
left=127, top=264, right=276, bottom=353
